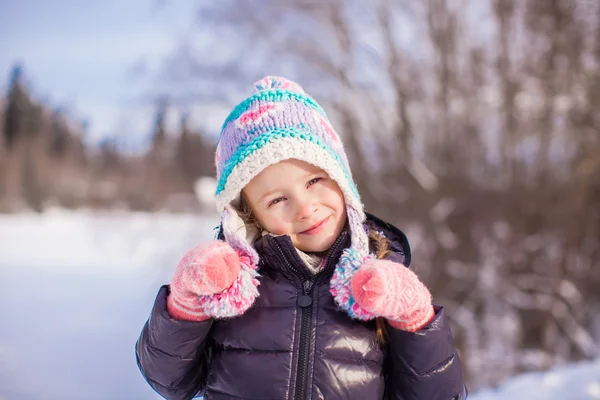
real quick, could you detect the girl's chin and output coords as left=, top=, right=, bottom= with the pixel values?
left=295, top=235, right=337, bottom=253
left=293, top=217, right=345, bottom=253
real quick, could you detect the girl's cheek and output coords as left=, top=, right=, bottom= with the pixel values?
left=268, top=221, right=289, bottom=235
left=263, top=210, right=291, bottom=235
left=323, top=182, right=342, bottom=196
left=321, top=186, right=344, bottom=204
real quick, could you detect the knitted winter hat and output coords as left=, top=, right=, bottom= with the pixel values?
left=214, top=76, right=377, bottom=320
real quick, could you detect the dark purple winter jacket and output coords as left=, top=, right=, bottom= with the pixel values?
left=136, top=213, right=467, bottom=400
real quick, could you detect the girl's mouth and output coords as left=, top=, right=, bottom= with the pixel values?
left=300, top=216, right=330, bottom=235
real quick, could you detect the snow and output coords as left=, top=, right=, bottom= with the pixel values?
left=194, top=176, right=218, bottom=210
left=0, top=210, right=597, bottom=400
left=0, top=209, right=219, bottom=400
left=469, top=358, right=600, bottom=400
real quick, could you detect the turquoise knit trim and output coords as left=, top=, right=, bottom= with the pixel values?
left=215, top=128, right=360, bottom=199
left=221, top=90, right=327, bottom=132
left=330, top=248, right=377, bottom=320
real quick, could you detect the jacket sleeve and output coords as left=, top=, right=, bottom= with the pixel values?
left=135, top=285, right=214, bottom=400
left=386, top=306, right=467, bottom=400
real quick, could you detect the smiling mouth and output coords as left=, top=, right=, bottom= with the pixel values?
left=300, top=216, right=331, bottom=235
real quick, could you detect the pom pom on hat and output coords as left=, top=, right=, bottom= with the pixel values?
left=253, top=76, right=306, bottom=94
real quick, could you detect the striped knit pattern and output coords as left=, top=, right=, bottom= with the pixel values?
left=214, top=76, right=373, bottom=319
left=168, top=241, right=260, bottom=320
left=350, top=259, right=435, bottom=332
left=330, top=248, right=378, bottom=320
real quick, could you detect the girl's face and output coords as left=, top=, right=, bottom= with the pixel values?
left=242, top=159, right=347, bottom=253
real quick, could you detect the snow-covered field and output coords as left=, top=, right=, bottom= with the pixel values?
left=0, top=210, right=598, bottom=400
left=0, top=209, right=219, bottom=400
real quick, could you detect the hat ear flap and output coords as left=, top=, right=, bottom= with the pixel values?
left=221, top=204, right=260, bottom=266
left=329, top=204, right=376, bottom=320
left=346, top=204, right=370, bottom=258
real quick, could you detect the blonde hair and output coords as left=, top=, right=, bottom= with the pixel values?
left=368, top=229, right=391, bottom=346
left=239, top=192, right=391, bottom=346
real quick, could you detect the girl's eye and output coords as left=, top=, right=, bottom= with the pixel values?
left=268, top=197, right=285, bottom=207
left=307, top=177, right=322, bottom=187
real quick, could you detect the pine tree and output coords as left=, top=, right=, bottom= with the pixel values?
left=3, top=64, right=30, bottom=149
left=152, top=96, right=168, bottom=148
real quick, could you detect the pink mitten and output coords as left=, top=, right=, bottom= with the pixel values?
left=167, top=241, right=242, bottom=321
left=350, top=259, right=435, bottom=332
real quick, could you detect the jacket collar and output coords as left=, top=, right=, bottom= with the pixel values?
left=254, top=229, right=350, bottom=280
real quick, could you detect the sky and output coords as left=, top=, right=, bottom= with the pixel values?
left=0, top=0, right=199, bottom=149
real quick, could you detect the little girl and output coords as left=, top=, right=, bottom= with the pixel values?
left=136, top=76, right=467, bottom=400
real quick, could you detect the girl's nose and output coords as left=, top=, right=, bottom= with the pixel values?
left=296, top=196, right=318, bottom=220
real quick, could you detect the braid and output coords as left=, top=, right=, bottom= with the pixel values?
left=369, top=228, right=391, bottom=346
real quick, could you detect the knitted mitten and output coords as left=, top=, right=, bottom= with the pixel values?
left=167, top=241, right=242, bottom=321
left=350, top=259, right=435, bottom=332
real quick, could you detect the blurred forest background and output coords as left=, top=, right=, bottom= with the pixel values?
left=0, top=63, right=215, bottom=213
left=1, top=0, right=599, bottom=391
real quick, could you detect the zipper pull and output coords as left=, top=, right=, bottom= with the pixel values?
left=303, top=280, right=313, bottom=294
left=298, top=280, right=314, bottom=308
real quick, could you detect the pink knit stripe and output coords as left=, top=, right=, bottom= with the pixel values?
left=189, top=243, right=238, bottom=294
left=166, top=293, right=210, bottom=322
left=168, top=289, right=204, bottom=310
left=177, top=241, right=241, bottom=296
left=167, top=239, right=261, bottom=320
left=388, top=306, right=435, bottom=332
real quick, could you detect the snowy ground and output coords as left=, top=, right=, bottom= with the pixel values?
left=470, top=359, right=600, bottom=400
left=0, top=210, right=598, bottom=400
left=0, top=209, right=219, bottom=400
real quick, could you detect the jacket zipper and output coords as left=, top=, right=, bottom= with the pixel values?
left=273, top=234, right=345, bottom=400
left=295, top=278, right=313, bottom=400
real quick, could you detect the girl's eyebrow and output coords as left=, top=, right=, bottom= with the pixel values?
left=258, top=189, right=280, bottom=203
left=257, top=171, right=318, bottom=203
